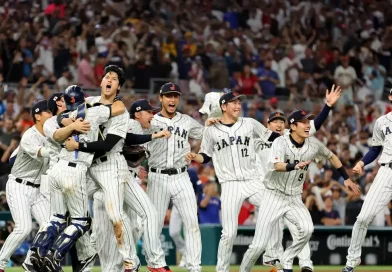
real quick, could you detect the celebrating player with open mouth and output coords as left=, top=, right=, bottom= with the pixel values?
left=240, top=109, right=360, bottom=272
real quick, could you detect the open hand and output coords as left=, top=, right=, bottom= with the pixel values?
left=344, top=179, right=361, bottom=196
left=325, top=84, right=342, bottom=107
left=295, top=161, right=311, bottom=170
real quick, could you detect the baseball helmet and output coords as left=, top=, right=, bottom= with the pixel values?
left=64, top=85, right=85, bottom=111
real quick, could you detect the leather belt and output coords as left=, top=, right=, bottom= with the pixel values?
left=150, top=167, right=187, bottom=175
left=68, top=162, right=77, bottom=168
left=15, top=178, right=40, bottom=188
left=92, top=152, right=123, bottom=165
left=381, top=163, right=392, bottom=169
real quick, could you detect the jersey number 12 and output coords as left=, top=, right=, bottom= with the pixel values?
left=241, top=148, right=249, bottom=157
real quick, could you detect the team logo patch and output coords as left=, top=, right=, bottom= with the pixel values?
left=276, top=112, right=281, bottom=116
left=301, top=110, right=306, bottom=115
left=290, top=118, right=294, bottom=123
left=70, top=96, right=76, bottom=103
left=136, top=106, right=141, bottom=111
left=53, top=96, right=58, bottom=101
left=35, top=108, right=39, bottom=113
left=170, top=83, right=176, bottom=90
left=221, top=99, right=226, bottom=104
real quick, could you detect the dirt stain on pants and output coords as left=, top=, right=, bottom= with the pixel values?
left=113, top=221, right=123, bottom=248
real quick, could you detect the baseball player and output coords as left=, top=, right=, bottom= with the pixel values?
left=31, top=85, right=127, bottom=272
left=0, top=100, right=53, bottom=272
left=29, top=92, right=95, bottom=272
left=169, top=167, right=203, bottom=268
left=143, top=82, right=209, bottom=272
left=239, top=110, right=360, bottom=272
left=257, top=86, right=342, bottom=272
left=66, top=96, right=172, bottom=271
left=186, top=91, right=282, bottom=272
left=342, top=89, right=392, bottom=272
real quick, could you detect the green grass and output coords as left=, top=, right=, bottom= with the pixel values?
left=4, top=266, right=392, bottom=271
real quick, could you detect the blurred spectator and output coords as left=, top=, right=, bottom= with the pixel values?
left=57, top=67, right=72, bottom=91
left=321, top=196, right=341, bottom=226
left=77, top=53, right=95, bottom=88
left=198, top=181, right=221, bottom=224
left=238, top=201, right=255, bottom=225
left=345, top=189, right=364, bottom=226
left=257, top=59, right=279, bottom=97
left=233, top=63, right=262, bottom=96
left=334, top=55, right=357, bottom=108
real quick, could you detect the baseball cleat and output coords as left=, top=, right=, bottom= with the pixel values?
left=342, top=267, right=355, bottom=272
left=75, top=253, right=97, bottom=272
left=43, top=251, right=63, bottom=272
left=147, top=266, right=172, bottom=272
left=301, top=267, right=313, bottom=272
left=30, top=250, right=44, bottom=271
left=264, top=259, right=283, bottom=270
left=22, top=262, right=38, bottom=272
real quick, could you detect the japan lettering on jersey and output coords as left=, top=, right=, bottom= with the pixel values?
left=43, top=115, right=62, bottom=169
left=57, top=105, right=110, bottom=166
left=371, top=112, right=392, bottom=164
left=146, top=112, right=204, bottom=169
left=200, top=117, right=272, bottom=183
left=264, top=134, right=333, bottom=195
left=255, top=120, right=317, bottom=178
left=11, top=126, right=49, bottom=182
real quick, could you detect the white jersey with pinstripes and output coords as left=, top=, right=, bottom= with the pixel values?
left=200, top=117, right=272, bottom=183
left=86, top=96, right=129, bottom=153
left=43, top=115, right=62, bottom=169
left=255, top=120, right=316, bottom=178
left=57, top=105, right=110, bottom=166
left=264, top=134, right=333, bottom=195
left=371, top=112, right=392, bottom=164
left=146, top=112, right=204, bottom=169
left=11, top=126, right=49, bottom=182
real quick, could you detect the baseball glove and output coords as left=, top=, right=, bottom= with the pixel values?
left=123, top=145, right=150, bottom=168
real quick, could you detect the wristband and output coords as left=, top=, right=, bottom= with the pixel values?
left=337, top=166, right=349, bottom=180
left=286, top=163, right=296, bottom=171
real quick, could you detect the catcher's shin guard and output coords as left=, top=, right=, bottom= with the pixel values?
left=51, top=217, right=92, bottom=261
left=31, top=213, right=69, bottom=257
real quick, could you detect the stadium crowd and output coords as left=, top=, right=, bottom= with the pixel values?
left=1, top=0, right=392, bottom=255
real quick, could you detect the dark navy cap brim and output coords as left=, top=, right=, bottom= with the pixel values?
left=161, top=90, right=182, bottom=96
left=268, top=116, right=286, bottom=123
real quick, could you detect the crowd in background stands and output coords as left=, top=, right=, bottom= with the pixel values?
left=1, top=0, right=392, bottom=249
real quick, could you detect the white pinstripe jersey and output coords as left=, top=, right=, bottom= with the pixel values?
left=145, top=112, right=204, bottom=169
left=264, top=134, right=333, bottom=195
left=57, top=105, right=110, bottom=166
left=85, top=96, right=129, bottom=154
left=371, top=112, right=392, bottom=164
left=255, top=120, right=316, bottom=178
left=11, top=126, right=49, bottom=182
left=43, top=115, right=62, bottom=170
left=200, top=117, right=272, bottom=183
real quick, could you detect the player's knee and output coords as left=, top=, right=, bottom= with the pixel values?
left=221, top=229, right=237, bottom=241
left=302, top=224, right=314, bottom=238
left=17, top=223, right=33, bottom=238
left=356, top=212, right=373, bottom=226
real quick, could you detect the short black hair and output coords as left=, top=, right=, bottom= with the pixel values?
left=102, top=65, right=125, bottom=87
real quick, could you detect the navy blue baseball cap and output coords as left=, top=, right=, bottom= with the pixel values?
left=268, top=111, right=286, bottom=123
left=159, top=82, right=182, bottom=96
left=48, top=92, right=64, bottom=115
left=31, top=100, right=50, bottom=116
left=219, top=91, right=246, bottom=106
left=129, top=99, right=160, bottom=118
left=288, top=110, right=315, bottom=125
